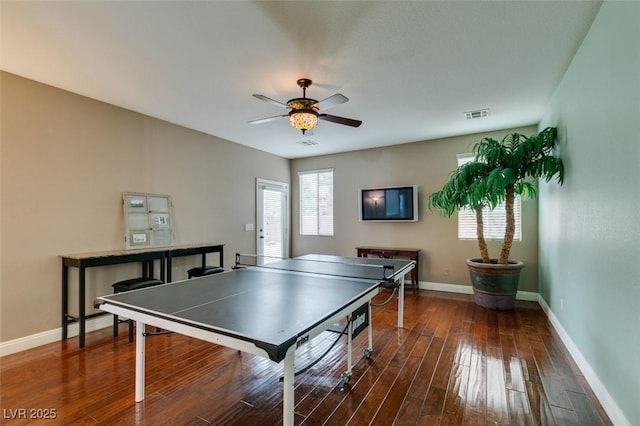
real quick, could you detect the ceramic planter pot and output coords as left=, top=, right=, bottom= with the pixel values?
left=466, top=258, right=525, bottom=310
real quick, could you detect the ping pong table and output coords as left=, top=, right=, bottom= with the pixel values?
left=95, top=254, right=415, bottom=425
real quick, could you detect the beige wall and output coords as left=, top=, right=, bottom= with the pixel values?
left=290, top=125, right=539, bottom=292
left=0, top=72, right=290, bottom=342
left=0, top=70, right=541, bottom=345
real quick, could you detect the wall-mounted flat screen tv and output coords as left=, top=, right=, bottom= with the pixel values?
left=358, top=185, right=418, bottom=222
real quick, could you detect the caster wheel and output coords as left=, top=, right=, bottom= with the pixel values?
left=341, top=371, right=352, bottom=385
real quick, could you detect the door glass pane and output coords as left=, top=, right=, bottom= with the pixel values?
left=263, top=188, right=283, bottom=263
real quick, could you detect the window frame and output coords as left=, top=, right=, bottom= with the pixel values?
left=298, top=168, right=334, bottom=236
left=456, top=154, right=522, bottom=241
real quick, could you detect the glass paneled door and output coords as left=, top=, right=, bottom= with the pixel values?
left=256, top=179, right=289, bottom=264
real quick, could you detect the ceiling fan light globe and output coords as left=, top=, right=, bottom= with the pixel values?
left=289, top=110, right=318, bottom=134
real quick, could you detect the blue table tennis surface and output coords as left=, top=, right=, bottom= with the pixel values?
left=96, top=254, right=414, bottom=362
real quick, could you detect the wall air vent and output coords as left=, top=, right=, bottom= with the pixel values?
left=465, top=109, right=490, bottom=120
left=296, top=139, right=318, bottom=146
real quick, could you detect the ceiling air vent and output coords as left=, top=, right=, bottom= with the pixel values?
left=465, top=109, right=490, bottom=120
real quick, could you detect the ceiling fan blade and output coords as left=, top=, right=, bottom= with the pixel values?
left=315, top=93, right=348, bottom=111
left=252, top=94, right=288, bottom=109
left=319, top=114, right=362, bottom=128
left=248, top=114, right=288, bottom=124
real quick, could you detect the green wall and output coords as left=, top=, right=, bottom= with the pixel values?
left=538, top=2, right=639, bottom=424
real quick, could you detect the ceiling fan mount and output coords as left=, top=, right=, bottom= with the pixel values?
left=296, top=78, right=312, bottom=91
left=249, top=78, right=362, bottom=135
left=287, top=79, right=318, bottom=111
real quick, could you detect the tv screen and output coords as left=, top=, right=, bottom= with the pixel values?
left=359, top=185, right=418, bottom=222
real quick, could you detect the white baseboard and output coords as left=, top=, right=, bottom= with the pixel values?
left=0, top=316, right=113, bottom=357
left=421, top=280, right=629, bottom=425
left=418, top=280, right=539, bottom=301
left=537, top=297, right=631, bottom=426
left=0, top=283, right=631, bottom=425
left=420, top=281, right=474, bottom=294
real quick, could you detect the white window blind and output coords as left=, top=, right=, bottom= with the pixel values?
left=457, top=154, right=521, bottom=241
left=299, top=169, right=334, bottom=236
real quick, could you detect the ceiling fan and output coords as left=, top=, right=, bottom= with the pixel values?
left=249, top=78, right=362, bottom=134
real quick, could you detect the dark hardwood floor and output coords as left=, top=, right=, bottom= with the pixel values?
left=1, top=290, right=612, bottom=425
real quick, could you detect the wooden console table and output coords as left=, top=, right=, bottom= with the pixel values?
left=61, top=243, right=224, bottom=348
left=356, top=246, right=420, bottom=293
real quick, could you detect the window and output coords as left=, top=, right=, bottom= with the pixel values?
left=299, top=169, right=334, bottom=236
left=456, top=154, right=521, bottom=241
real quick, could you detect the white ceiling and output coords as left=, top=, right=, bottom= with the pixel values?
left=1, top=1, right=602, bottom=159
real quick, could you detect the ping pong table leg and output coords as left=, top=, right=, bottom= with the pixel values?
left=346, top=317, right=353, bottom=374
left=367, top=302, right=373, bottom=353
left=135, top=321, right=146, bottom=402
left=282, top=345, right=296, bottom=426
left=398, top=276, right=405, bottom=328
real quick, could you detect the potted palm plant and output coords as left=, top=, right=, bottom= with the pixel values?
left=428, top=127, right=564, bottom=309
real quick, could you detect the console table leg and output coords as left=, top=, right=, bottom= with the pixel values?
left=78, top=266, right=86, bottom=348
left=62, top=263, right=69, bottom=340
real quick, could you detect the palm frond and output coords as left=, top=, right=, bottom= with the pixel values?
left=428, top=126, right=564, bottom=264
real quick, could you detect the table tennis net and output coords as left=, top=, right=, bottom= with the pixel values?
left=234, top=253, right=397, bottom=283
